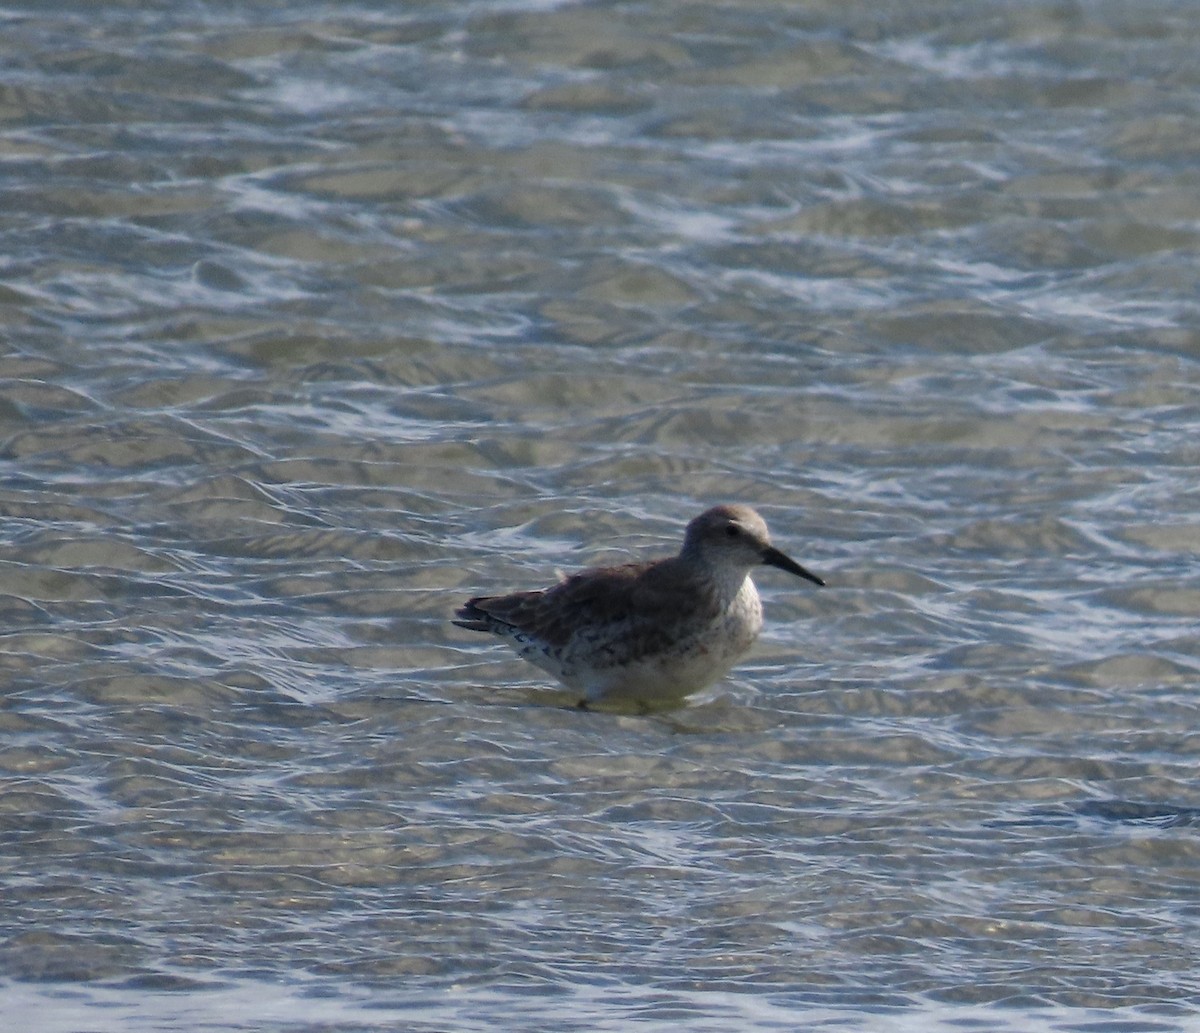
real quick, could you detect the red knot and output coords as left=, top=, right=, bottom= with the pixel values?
left=453, top=504, right=824, bottom=708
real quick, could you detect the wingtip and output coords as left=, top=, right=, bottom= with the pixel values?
left=452, top=618, right=490, bottom=633
left=453, top=598, right=494, bottom=633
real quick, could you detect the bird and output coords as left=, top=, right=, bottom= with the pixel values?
left=453, top=504, right=824, bottom=708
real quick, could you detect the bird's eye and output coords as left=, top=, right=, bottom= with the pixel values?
left=724, top=524, right=740, bottom=537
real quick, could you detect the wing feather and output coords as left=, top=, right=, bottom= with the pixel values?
left=453, top=557, right=719, bottom=659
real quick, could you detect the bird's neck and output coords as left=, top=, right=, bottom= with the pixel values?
left=680, top=554, right=753, bottom=602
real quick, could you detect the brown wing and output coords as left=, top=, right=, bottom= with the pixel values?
left=453, top=590, right=546, bottom=633
left=455, top=557, right=719, bottom=665
left=454, top=562, right=647, bottom=647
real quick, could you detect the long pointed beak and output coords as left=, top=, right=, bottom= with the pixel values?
left=761, top=546, right=825, bottom=586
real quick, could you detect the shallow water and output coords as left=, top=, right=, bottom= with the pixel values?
left=3, top=0, right=1200, bottom=1029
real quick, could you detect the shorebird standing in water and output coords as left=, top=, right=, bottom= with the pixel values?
left=453, top=504, right=824, bottom=708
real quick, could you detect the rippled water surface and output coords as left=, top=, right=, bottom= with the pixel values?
left=3, top=0, right=1200, bottom=1029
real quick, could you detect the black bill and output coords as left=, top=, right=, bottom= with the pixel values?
left=761, top=546, right=825, bottom=586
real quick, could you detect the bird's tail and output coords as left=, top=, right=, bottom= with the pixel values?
left=452, top=598, right=495, bottom=633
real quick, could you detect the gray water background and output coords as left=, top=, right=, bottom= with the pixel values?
left=3, top=0, right=1200, bottom=1030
